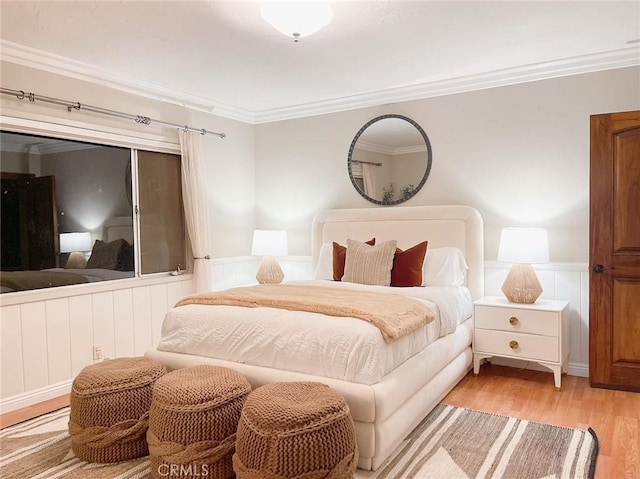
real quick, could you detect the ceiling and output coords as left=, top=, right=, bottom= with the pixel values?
left=1, top=1, right=639, bottom=124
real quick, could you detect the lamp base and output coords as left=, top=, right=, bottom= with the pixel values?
left=65, top=251, right=87, bottom=269
left=256, top=256, right=284, bottom=284
left=501, top=263, right=543, bottom=304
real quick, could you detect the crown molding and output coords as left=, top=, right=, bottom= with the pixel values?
left=2, top=40, right=638, bottom=126
left=0, top=40, right=255, bottom=124
left=356, top=140, right=426, bottom=156
left=253, top=46, right=640, bottom=124
left=0, top=134, right=96, bottom=154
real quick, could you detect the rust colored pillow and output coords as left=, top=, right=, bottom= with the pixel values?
left=391, top=241, right=428, bottom=287
left=332, top=238, right=375, bottom=281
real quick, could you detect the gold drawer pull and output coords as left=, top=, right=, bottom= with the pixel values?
left=509, top=316, right=519, bottom=326
left=509, top=340, right=519, bottom=350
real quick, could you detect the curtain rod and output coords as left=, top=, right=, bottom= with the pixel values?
left=352, top=159, right=382, bottom=167
left=1, top=87, right=226, bottom=139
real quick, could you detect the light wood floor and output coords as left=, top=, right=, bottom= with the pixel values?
left=1, top=365, right=638, bottom=478
left=0, top=393, right=70, bottom=430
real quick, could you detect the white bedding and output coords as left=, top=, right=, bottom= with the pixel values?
left=157, top=280, right=472, bottom=385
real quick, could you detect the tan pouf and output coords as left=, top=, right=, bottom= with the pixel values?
left=68, top=356, right=166, bottom=463
left=233, top=381, right=358, bottom=479
left=147, top=365, right=252, bottom=479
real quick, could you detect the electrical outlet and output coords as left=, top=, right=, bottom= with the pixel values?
left=93, top=344, right=103, bottom=362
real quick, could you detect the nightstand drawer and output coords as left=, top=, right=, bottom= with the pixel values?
left=475, top=306, right=559, bottom=337
left=474, top=329, right=559, bottom=362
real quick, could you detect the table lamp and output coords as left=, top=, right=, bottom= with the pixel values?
left=497, top=227, right=549, bottom=303
left=252, top=230, right=288, bottom=284
left=60, top=232, right=93, bottom=268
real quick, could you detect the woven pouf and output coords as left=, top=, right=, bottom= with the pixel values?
left=147, top=365, right=252, bottom=479
left=68, top=356, right=166, bottom=463
left=233, top=381, right=358, bottom=479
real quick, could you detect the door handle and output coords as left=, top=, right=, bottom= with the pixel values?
left=593, top=264, right=605, bottom=273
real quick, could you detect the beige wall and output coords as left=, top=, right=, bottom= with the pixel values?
left=255, top=67, right=640, bottom=262
left=2, top=62, right=639, bottom=262
left=1, top=61, right=256, bottom=259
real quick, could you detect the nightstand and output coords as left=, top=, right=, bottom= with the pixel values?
left=473, top=296, right=569, bottom=388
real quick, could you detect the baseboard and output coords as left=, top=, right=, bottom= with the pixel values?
left=566, top=362, right=589, bottom=378
left=0, top=380, right=72, bottom=414
left=486, top=357, right=589, bottom=378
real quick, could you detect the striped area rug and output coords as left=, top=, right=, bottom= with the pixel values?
left=0, top=404, right=597, bottom=478
left=358, top=404, right=598, bottom=479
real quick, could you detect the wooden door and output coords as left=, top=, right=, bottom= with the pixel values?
left=27, top=176, right=59, bottom=269
left=0, top=174, right=31, bottom=270
left=589, top=110, right=640, bottom=391
left=0, top=174, right=58, bottom=271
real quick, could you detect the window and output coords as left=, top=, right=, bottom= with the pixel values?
left=0, top=130, right=186, bottom=293
left=137, top=150, right=186, bottom=274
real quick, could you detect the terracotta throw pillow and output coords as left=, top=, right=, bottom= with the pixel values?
left=332, top=238, right=375, bottom=281
left=391, top=241, right=428, bottom=287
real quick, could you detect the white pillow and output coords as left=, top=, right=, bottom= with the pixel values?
left=343, top=239, right=397, bottom=286
left=313, top=243, right=334, bottom=280
left=422, top=247, right=468, bottom=286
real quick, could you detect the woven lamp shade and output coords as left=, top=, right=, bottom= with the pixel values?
left=233, top=381, right=358, bottom=478
left=498, top=227, right=549, bottom=304
left=68, top=357, right=166, bottom=463
left=147, top=365, right=252, bottom=479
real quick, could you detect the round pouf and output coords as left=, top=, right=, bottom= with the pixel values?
left=147, top=365, right=252, bottom=479
left=68, top=356, right=166, bottom=463
left=233, top=382, right=358, bottom=479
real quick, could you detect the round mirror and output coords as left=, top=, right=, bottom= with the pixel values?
left=348, top=114, right=432, bottom=205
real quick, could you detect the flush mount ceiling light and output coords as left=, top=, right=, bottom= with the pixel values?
left=260, top=1, right=333, bottom=42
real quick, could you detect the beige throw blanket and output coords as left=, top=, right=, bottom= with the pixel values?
left=175, top=284, right=436, bottom=343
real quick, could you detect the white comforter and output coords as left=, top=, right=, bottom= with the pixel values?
left=157, top=280, right=472, bottom=385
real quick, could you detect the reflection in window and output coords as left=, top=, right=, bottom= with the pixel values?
left=0, top=131, right=185, bottom=293
left=138, top=151, right=185, bottom=274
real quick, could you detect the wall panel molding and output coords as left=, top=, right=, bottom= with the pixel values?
left=1, top=258, right=590, bottom=413
left=0, top=276, right=192, bottom=413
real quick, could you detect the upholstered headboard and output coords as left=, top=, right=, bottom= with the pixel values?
left=103, top=216, right=134, bottom=244
left=311, top=205, right=484, bottom=299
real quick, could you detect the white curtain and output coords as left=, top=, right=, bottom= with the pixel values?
left=178, top=130, right=212, bottom=293
left=362, top=163, right=376, bottom=197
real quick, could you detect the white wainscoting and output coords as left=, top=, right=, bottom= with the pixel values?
left=212, top=256, right=591, bottom=377
left=1, top=257, right=589, bottom=413
left=213, top=257, right=590, bottom=377
left=211, top=256, right=314, bottom=290
left=0, top=275, right=193, bottom=413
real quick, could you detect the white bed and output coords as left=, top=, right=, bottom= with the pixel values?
left=145, top=205, right=484, bottom=470
left=0, top=216, right=135, bottom=293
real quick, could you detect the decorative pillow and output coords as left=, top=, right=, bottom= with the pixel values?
left=332, top=238, right=375, bottom=281
left=422, top=247, right=468, bottom=286
left=391, top=241, right=428, bottom=287
left=342, top=239, right=397, bottom=286
left=86, top=238, right=127, bottom=270
left=116, top=241, right=135, bottom=272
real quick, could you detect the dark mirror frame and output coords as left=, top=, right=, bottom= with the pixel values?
left=347, top=114, right=432, bottom=205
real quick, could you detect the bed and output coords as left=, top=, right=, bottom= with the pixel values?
left=0, top=216, right=135, bottom=293
left=145, top=205, right=484, bottom=470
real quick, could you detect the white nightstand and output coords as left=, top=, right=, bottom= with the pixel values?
left=473, top=296, right=570, bottom=388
